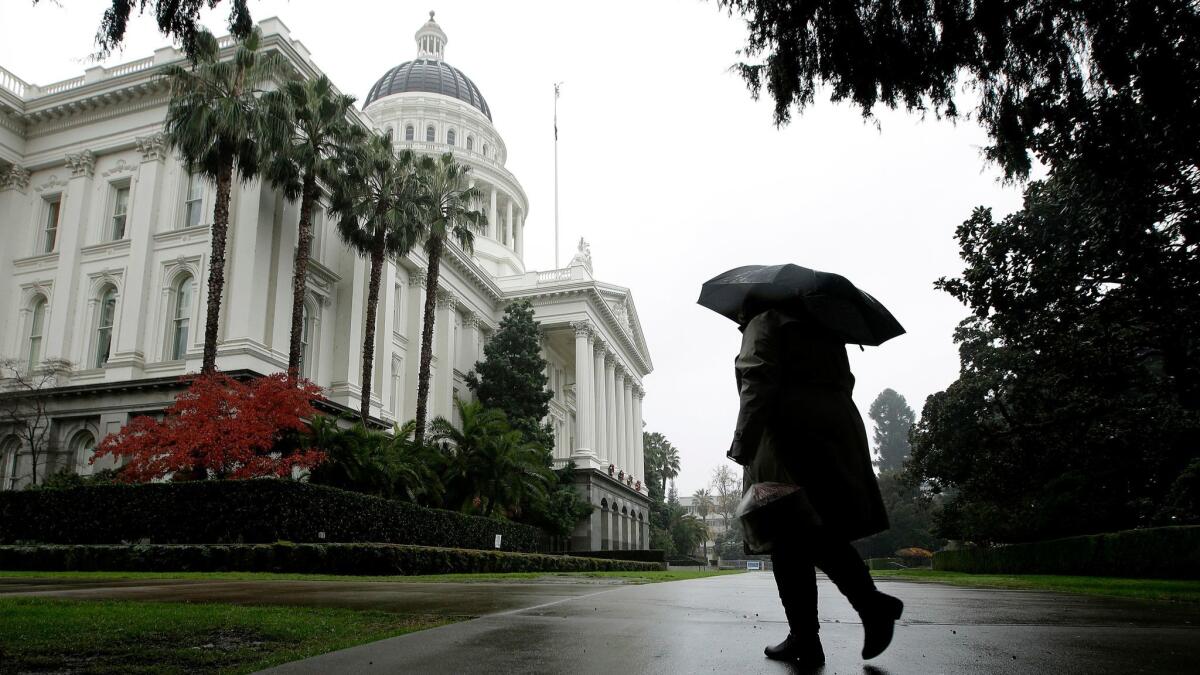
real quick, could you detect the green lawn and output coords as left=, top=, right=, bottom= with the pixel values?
left=873, top=569, right=1200, bottom=604
left=0, top=569, right=739, bottom=585
left=0, top=597, right=456, bottom=674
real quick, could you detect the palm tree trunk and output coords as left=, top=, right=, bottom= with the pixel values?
left=287, top=173, right=319, bottom=382
left=359, top=224, right=387, bottom=424
left=414, top=235, right=444, bottom=446
left=202, top=158, right=235, bottom=374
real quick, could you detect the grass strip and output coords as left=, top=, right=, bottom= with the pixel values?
left=0, top=569, right=739, bottom=585
left=0, top=597, right=457, bottom=674
left=873, top=569, right=1200, bottom=604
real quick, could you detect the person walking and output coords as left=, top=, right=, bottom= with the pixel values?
left=698, top=264, right=906, bottom=668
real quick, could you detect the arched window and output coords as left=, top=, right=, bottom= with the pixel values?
left=169, top=274, right=193, bottom=360
left=482, top=143, right=490, bottom=157
left=466, top=136, right=474, bottom=152
left=426, top=125, right=435, bottom=142
left=384, top=126, right=394, bottom=142
left=94, top=286, right=117, bottom=368
left=69, top=431, right=96, bottom=475
left=405, top=125, right=414, bottom=141
left=447, top=129, right=456, bottom=146
left=0, top=436, right=20, bottom=490
left=27, top=296, right=47, bottom=370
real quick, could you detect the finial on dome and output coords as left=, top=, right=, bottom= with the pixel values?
left=415, top=11, right=447, bottom=60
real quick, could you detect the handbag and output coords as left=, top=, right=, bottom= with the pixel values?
left=737, top=481, right=823, bottom=554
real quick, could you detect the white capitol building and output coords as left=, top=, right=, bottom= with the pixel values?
left=0, top=14, right=653, bottom=550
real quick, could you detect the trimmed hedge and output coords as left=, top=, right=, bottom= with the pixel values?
left=0, top=543, right=662, bottom=576
left=565, top=549, right=666, bottom=564
left=0, top=480, right=550, bottom=553
left=933, top=526, right=1200, bottom=579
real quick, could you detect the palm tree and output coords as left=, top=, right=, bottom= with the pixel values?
left=412, top=154, right=486, bottom=445
left=660, top=442, right=681, bottom=492
left=329, top=136, right=424, bottom=423
left=162, top=28, right=287, bottom=374
left=381, top=419, right=444, bottom=504
left=431, top=399, right=553, bottom=517
left=692, top=487, right=713, bottom=560
left=261, top=75, right=363, bottom=380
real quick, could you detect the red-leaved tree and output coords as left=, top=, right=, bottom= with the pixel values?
left=94, top=372, right=326, bottom=482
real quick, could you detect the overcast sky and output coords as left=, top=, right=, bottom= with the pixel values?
left=2, top=0, right=1028, bottom=496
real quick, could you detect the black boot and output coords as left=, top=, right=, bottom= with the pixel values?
left=857, top=591, right=904, bottom=660
left=764, top=633, right=825, bottom=667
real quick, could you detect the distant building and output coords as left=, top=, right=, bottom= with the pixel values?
left=0, top=14, right=652, bottom=550
left=677, top=494, right=731, bottom=559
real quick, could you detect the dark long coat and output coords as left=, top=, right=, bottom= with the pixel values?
left=729, top=308, right=888, bottom=544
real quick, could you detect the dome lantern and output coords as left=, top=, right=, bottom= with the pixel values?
left=416, top=11, right=447, bottom=60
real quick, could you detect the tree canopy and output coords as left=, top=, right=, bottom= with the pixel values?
left=717, top=1, right=1200, bottom=185
left=466, top=300, right=554, bottom=451
left=908, top=169, right=1199, bottom=543
left=67, top=0, right=255, bottom=58
left=868, top=388, right=915, bottom=472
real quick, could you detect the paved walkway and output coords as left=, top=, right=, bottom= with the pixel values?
left=4, top=574, right=1197, bottom=673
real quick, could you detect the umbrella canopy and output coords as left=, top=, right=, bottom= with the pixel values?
left=697, top=264, right=905, bottom=346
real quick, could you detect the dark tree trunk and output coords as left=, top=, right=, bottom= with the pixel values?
left=414, top=235, right=444, bottom=446
left=359, top=223, right=387, bottom=424
left=202, top=158, right=235, bottom=374
left=287, top=173, right=318, bottom=383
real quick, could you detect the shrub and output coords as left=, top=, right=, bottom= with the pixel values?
left=307, top=418, right=443, bottom=504
left=0, top=543, right=662, bottom=575
left=565, top=549, right=665, bottom=564
left=933, top=526, right=1200, bottom=579
left=0, top=480, right=550, bottom=552
left=93, top=373, right=325, bottom=481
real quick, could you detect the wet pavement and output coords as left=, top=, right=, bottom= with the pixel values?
left=3, top=573, right=1197, bottom=673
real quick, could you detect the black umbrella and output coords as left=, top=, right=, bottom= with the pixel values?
left=697, top=264, right=905, bottom=346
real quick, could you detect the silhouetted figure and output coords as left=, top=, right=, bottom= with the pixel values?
left=729, top=307, right=903, bottom=667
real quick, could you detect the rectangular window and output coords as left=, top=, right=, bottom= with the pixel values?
left=43, top=198, right=61, bottom=253
left=183, top=173, right=204, bottom=229
left=110, top=185, right=130, bottom=240
left=393, top=283, right=403, bottom=334
left=309, top=205, right=324, bottom=261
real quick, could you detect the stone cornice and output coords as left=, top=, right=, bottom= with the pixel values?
left=517, top=285, right=652, bottom=376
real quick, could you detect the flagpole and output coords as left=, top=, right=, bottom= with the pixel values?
left=554, top=82, right=562, bottom=269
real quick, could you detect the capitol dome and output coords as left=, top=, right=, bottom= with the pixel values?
left=364, top=59, right=491, bottom=119
left=363, top=11, right=491, bottom=120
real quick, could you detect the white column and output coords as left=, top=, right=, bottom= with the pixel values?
left=592, top=339, right=608, bottom=464
left=401, top=268, right=426, bottom=421
left=572, top=322, right=595, bottom=454
left=614, top=366, right=627, bottom=474
left=633, top=385, right=646, bottom=487
left=505, top=199, right=514, bottom=248
left=488, top=187, right=498, bottom=239
left=434, top=291, right=457, bottom=420
left=623, top=377, right=636, bottom=476
left=516, top=210, right=524, bottom=257
left=45, top=151, right=96, bottom=363
left=604, top=354, right=617, bottom=471
left=0, top=166, right=33, bottom=346
left=109, top=136, right=166, bottom=372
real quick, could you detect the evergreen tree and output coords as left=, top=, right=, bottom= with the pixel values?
left=868, top=389, right=916, bottom=472
left=466, top=300, right=554, bottom=450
